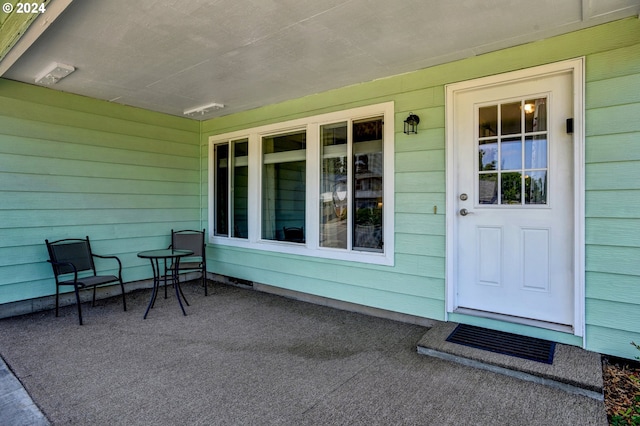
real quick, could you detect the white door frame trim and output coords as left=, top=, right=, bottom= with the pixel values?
left=444, top=58, right=585, bottom=338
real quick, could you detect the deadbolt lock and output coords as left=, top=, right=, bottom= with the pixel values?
left=459, top=193, right=468, bottom=201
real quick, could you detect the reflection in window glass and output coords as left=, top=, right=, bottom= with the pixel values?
left=214, top=140, right=249, bottom=239
left=232, top=140, right=249, bottom=238
left=353, top=118, right=383, bottom=252
left=524, top=98, right=547, bottom=132
left=320, top=122, right=348, bottom=249
left=262, top=131, right=306, bottom=242
left=525, top=171, right=547, bottom=204
left=501, top=172, right=522, bottom=204
left=214, top=144, right=229, bottom=236
left=479, top=140, right=498, bottom=171
left=501, top=137, right=522, bottom=170
left=479, top=106, right=498, bottom=137
left=479, top=174, right=498, bottom=204
left=501, top=102, right=521, bottom=135
left=525, top=136, right=547, bottom=169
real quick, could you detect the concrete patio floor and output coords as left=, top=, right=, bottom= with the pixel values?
left=0, top=281, right=607, bottom=425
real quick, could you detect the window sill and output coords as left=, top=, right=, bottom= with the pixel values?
left=209, top=236, right=394, bottom=266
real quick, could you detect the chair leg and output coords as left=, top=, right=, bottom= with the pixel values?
left=55, top=285, right=60, bottom=317
left=120, top=281, right=127, bottom=312
left=92, top=286, right=97, bottom=307
left=203, top=271, right=208, bottom=296
left=74, top=286, right=83, bottom=326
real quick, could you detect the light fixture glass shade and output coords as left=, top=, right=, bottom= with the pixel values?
left=403, top=113, right=420, bottom=134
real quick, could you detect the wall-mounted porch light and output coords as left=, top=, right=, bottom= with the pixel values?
left=403, top=113, right=420, bottom=134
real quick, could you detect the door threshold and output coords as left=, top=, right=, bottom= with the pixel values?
left=453, top=307, right=574, bottom=334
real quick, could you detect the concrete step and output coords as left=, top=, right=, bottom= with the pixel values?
left=417, top=321, right=604, bottom=400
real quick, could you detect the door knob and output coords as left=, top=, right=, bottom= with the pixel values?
left=459, top=208, right=472, bottom=216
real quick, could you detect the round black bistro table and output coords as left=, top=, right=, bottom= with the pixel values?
left=137, top=248, right=193, bottom=319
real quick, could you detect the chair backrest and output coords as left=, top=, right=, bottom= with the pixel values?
left=283, top=226, right=304, bottom=243
left=171, top=229, right=205, bottom=256
left=46, top=237, right=95, bottom=277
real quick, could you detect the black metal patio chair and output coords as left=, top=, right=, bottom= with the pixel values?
left=168, top=229, right=208, bottom=296
left=45, top=236, right=126, bottom=325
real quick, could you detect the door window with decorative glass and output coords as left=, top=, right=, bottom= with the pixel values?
left=478, top=98, right=548, bottom=206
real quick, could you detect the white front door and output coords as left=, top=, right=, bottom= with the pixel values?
left=449, top=64, right=579, bottom=328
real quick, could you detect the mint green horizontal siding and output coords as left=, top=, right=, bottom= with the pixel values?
left=0, top=118, right=198, bottom=165
left=587, top=190, right=640, bottom=218
left=395, top=171, right=445, bottom=193
left=2, top=209, right=199, bottom=230
left=396, top=234, right=445, bottom=257
left=587, top=133, right=640, bottom=163
left=396, top=128, right=445, bottom=152
left=586, top=73, right=640, bottom=109
left=586, top=246, right=640, bottom=276
left=586, top=43, right=640, bottom=82
left=212, top=247, right=443, bottom=297
left=583, top=22, right=640, bottom=360
left=586, top=272, right=640, bottom=305
left=395, top=213, right=445, bottom=236
left=0, top=79, right=200, bottom=303
left=587, top=104, right=640, bottom=136
left=586, top=162, right=640, bottom=190
left=586, top=325, right=640, bottom=360
left=0, top=174, right=197, bottom=196
left=396, top=149, right=445, bottom=173
left=211, top=248, right=445, bottom=320
left=396, top=193, right=446, bottom=215
left=587, top=218, right=640, bottom=247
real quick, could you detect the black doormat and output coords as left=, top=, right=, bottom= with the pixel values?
left=446, top=324, right=556, bottom=364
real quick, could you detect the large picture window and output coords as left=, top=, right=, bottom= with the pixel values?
left=209, top=102, right=394, bottom=265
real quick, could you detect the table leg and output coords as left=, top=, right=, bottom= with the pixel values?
left=174, top=266, right=190, bottom=307
left=173, top=257, right=187, bottom=316
left=143, top=258, right=160, bottom=319
left=163, top=258, right=169, bottom=299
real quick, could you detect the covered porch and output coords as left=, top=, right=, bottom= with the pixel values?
left=0, top=280, right=607, bottom=425
left=1, top=0, right=640, bottom=366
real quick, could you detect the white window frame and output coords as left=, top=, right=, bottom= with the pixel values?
left=208, top=101, right=395, bottom=266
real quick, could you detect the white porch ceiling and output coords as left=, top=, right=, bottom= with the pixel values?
left=2, top=0, right=639, bottom=120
